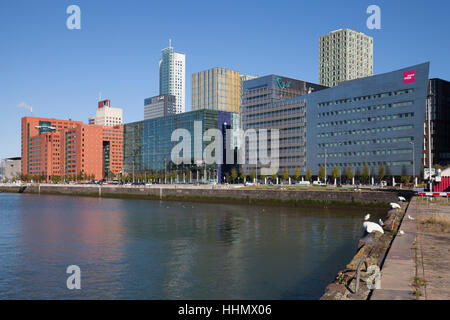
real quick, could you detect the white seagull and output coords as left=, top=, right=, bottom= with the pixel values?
left=364, top=213, right=371, bottom=221
left=398, top=196, right=406, bottom=202
left=379, top=218, right=384, bottom=226
left=363, top=221, right=385, bottom=234
left=408, top=215, right=415, bottom=220
left=399, top=230, right=405, bottom=235
left=390, top=203, right=401, bottom=209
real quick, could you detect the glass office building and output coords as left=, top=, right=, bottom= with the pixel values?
left=240, top=75, right=327, bottom=175
left=124, top=110, right=239, bottom=182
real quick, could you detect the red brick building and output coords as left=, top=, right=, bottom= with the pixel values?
left=21, top=117, right=123, bottom=181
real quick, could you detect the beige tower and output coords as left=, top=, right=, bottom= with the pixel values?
left=319, top=29, right=373, bottom=87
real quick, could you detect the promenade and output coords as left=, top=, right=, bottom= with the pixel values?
left=371, top=197, right=450, bottom=300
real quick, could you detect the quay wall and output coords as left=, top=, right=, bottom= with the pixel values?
left=0, top=184, right=406, bottom=207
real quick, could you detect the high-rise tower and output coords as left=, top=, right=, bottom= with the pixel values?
left=319, top=29, right=373, bottom=87
left=159, top=40, right=185, bottom=113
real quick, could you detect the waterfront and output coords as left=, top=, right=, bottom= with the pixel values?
left=0, top=193, right=385, bottom=299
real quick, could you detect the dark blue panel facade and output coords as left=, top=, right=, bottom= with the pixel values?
left=304, top=62, right=430, bottom=177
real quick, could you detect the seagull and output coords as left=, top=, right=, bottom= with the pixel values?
left=390, top=203, right=401, bottom=209
left=399, top=230, right=405, bottom=235
left=364, top=213, right=371, bottom=221
left=363, top=221, right=385, bottom=234
left=398, top=196, right=406, bottom=202
left=408, top=215, right=415, bottom=220
left=379, top=218, right=384, bottom=226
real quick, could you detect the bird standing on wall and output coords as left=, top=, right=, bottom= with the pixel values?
left=390, top=203, right=401, bottom=209
left=363, top=221, right=385, bottom=234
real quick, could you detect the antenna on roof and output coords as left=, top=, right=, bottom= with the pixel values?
left=169, top=38, right=172, bottom=48
left=98, top=92, right=102, bottom=102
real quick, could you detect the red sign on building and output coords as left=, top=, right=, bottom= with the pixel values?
left=403, top=70, right=416, bottom=84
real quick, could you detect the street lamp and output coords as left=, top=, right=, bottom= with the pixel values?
left=409, top=141, right=415, bottom=186
left=320, top=146, right=327, bottom=184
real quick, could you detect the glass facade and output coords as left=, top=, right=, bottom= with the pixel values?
left=124, top=110, right=239, bottom=182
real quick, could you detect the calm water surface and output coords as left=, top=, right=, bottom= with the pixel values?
left=0, top=193, right=385, bottom=299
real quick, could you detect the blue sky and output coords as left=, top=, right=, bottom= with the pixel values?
left=1, top=0, right=449, bottom=159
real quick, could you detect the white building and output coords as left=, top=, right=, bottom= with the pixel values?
left=159, top=41, right=185, bottom=114
left=1, top=157, right=21, bottom=181
left=89, top=99, right=123, bottom=126
left=319, top=29, right=373, bottom=87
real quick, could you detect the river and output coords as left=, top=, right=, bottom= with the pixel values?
left=0, top=192, right=385, bottom=299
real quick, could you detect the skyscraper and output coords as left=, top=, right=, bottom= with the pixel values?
left=192, top=67, right=240, bottom=113
left=159, top=41, right=185, bottom=114
left=319, top=29, right=373, bottom=87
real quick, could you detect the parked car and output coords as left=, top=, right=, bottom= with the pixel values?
left=296, top=181, right=311, bottom=186
left=312, top=181, right=326, bottom=186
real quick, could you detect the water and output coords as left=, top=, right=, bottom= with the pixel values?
left=0, top=192, right=385, bottom=299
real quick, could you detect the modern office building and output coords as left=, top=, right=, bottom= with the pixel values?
left=88, top=99, right=123, bottom=126
left=192, top=67, right=241, bottom=113
left=21, top=117, right=123, bottom=180
left=305, top=62, right=430, bottom=177
left=144, top=94, right=176, bottom=120
left=319, top=29, right=373, bottom=87
left=124, top=110, right=239, bottom=183
left=424, top=78, right=450, bottom=166
left=1, top=157, right=21, bottom=181
left=241, top=75, right=327, bottom=175
left=159, top=41, right=185, bottom=114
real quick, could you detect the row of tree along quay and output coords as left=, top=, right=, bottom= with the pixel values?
left=10, top=161, right=431, bottom=186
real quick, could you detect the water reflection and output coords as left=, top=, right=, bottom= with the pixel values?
left=0, top=193, right=386, bottom=299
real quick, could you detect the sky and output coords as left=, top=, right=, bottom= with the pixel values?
left=1, top=0, right=450, bottom=159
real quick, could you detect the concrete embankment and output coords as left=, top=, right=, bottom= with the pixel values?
left=0, top=184, right=405, bottom=207
left=321, top=201, right=409, bottom=300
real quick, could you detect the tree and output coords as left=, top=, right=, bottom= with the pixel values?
left=319, top=165, right=325, bottom=181
left=271, top=168, right=278, bottom=183
left=345, top=164, right=354, bottom=182
left=378, top=162, right=385, bottom=180
left=282, top=168, right=289, bottom=182
left=262, top=173, right=268, bottom=183
left=401, top=175, right=411, bottom=184
left=331, top=166, right=339, bottom=185
left=250, top=169, right=256, bottom=181
left=355, top=167, right=361, bottom=180
left=294, top=167, right=300, bottom=182
left=239, top=169, right=246, bottom=183
left=231, top=167, right=238, bottom=183
left=362, top=163, right=369, bottom=183
left=306, top=168, right=312, bottom=181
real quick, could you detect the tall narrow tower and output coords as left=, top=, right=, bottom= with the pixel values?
left=159, top=40, right=185, bottom=113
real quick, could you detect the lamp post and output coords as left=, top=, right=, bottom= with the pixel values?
left=409, top=141, right=415, bottom=187
left=427, top=87, right=433, bottom=191
left=320, top=146, right=327, bottom=184
left=164, top=158, right=167, bottom=184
